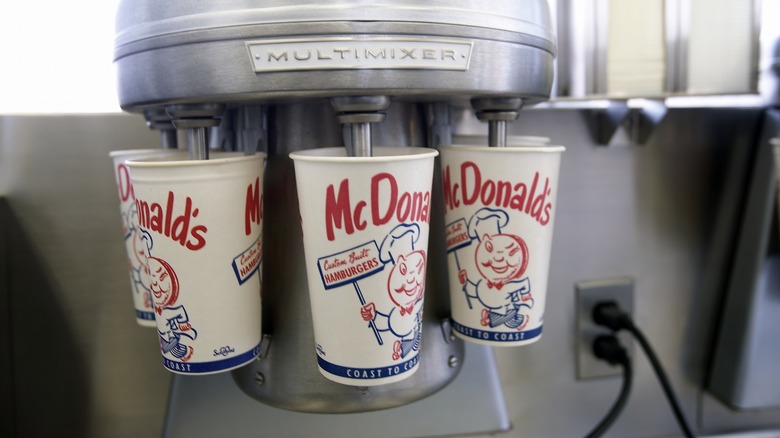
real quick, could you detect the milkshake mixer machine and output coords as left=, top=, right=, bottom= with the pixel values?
left=113, top=0, right=556, bottom=413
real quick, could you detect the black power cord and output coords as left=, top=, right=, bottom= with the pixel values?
left=586, top=335, right=632, bottom=438
left=593, top=301, right=696, bottom=438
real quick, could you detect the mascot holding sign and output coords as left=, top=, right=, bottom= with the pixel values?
left=361, top=224, right=426, bottom=361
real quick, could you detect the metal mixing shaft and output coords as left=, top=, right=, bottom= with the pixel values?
left=144, top=109, right=178, bottom=150
left=472, top=98, right=524, bottom=147
left=166, top=104, right=226, bottom=160
left=331, top=96, right=391, bottom=157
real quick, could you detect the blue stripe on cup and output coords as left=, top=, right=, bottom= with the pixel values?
left=162, top=343, right=260, bottom=374
left=451, top=320, right=543, bottom=343
left=136, top=310, right=155, bottom=321
left=317, top=355, right=419, bottom=381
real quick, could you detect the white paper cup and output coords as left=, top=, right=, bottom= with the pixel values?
left=452, top=135, right=552, bottom=147
left=439, top=145, right=564, bottom=346
left=127, top=152, right=265, bottom=374
left=290, top=147, right=438, bottom=386
left=110, top=149, right=185, bottom=327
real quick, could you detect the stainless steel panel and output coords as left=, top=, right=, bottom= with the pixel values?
left=0, top=201, right=12, bottom=437
left=708, top=110, right=780, bottom=410
left=167, top=343, right=509, bottom=438
left=4, top=109, right=780, bottom=436
left=0, top=114, right=169, bottom=438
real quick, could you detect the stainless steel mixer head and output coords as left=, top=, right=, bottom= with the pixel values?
left=113, top=0, right=555, bottom=111
left=113, top=0, right=557, bottom=414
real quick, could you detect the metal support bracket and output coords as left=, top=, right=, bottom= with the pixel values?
left=625, top=100, right=668, bottom=145
left=584, top=101, right=629, bottom=146
left=584, top=100, right=667, bottom=146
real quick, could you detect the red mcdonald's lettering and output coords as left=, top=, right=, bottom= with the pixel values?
left=322, top=172, right=431, bottom=240
left=461, top=161, right=480, bottom=206
left=443, top=161, right=555, bottom=227
left=371, top=172, right=397, bottom=226
left=245, top=177, right=263, bottom=236
left=325, top=179, right=354, bottom=241
left=354, top=200, right=368, bottom=231
left=135, top=191, right=208, bottom=250
left=117, top=164, right=134, bottom=202
left=442, top=165, right=459, bottom=212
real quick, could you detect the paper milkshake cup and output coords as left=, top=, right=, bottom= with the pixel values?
left=439, top=145, right=564, bottom=346
left=126, top=152, right=265, bottom=374
left=110, top=149, right=184, bottom=327
left=290, top=147, right=438, bottom=386
left=452, top=135, right=552, bottom=147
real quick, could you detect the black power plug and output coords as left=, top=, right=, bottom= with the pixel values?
left=586, top=334, right=632, bottom=438
left=589, top=300, right=696, bottom=438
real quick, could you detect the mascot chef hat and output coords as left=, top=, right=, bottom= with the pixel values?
left=379, top=223, right=421, bottom=265
left=467, top=207, right=510, bottom=241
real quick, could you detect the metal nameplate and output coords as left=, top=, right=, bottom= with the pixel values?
left=246, top=37, right=473, bottom=73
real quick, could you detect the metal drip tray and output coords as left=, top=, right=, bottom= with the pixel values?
left=163, top=343, right=510, bottom=437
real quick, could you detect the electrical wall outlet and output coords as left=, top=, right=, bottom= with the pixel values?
left=575, top=277, right=634, bottom=380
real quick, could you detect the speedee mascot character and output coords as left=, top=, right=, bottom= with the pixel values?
left=458, top=208, right=533, bottom=330
left=149, top=254, right=198, bottom=362
left=361, top=224, right=425, bottom=361
left=128, top=206, right=153, bottom=310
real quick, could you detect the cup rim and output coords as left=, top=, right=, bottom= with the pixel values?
left=126, top=151, right=266, bottom=168
left=451, top=134, right=552, bottom=145
left=439, top=144, right=566, bottom=153
left=289, top=146, right=438, bottom=163
left=109, top=148, right=183, bottom=158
